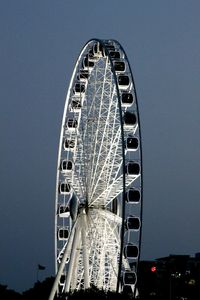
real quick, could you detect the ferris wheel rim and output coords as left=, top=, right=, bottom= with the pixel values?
left=109, top=39, right=143, bottom=294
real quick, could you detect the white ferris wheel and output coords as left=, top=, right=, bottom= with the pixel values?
left=49, top=39, right=143, bottom=300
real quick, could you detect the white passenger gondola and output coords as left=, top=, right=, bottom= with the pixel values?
left=109, top=51, right=120, bottom=59
left=121, top=93, right=134, bottom=107
left=118, top=75, right=130, bottom=89
left=123, top=271, right=137, bottom=285
left=82, top=54, right=95, bottom=70
left=77, top=70, right=89, bottom=82
left=125, top=161, right=140, bottom=176
left=124, top=244, right=139, bottom=259
left=125, top=188, right=140, bottom=204
left=73, top=82, right=85, bottom=95
left=70, top=99, right=82, bottom=112
left=58, top=205, right=70, bottom=218
left=66, top=118, right=78, bottom=131
left=113, top=61, right=126, bottom=72
left=63, top=138, right=75, bottom=150
left=123, top=111, right=137, bottom=128
left=58, top=227, right=69, bottom=240
left=60, top=160, right=73, bottom=172
left=125, top=216, right=140, bottom=231
left=125, top=137, right=139, bottom=151
left=92, top=42, right=105, bottom=58
left=58, top=182, right=71, bottom=194
left=88, top=49, right=99, bottom=62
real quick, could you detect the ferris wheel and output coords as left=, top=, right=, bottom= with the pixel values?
left=49, top=39, right=143, bottom=300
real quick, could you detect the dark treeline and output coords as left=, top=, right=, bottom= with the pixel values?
left=1, top=276, right=197, bottom=299
left=0, top=277, right=54, bottom=300
left=0, top=278, right=152, bottom=300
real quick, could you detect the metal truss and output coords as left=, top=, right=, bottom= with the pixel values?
left=49, top=39, right=143, bottom=300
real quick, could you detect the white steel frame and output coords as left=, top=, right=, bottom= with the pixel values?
left=49, top=39, right=143, bottom=300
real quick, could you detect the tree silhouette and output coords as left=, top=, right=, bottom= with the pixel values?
left=0, top=284, right=22, bottom=300
left=22, top=277, right=54, bottom=300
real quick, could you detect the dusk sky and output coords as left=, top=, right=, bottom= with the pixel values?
left=1, top=0, right=200, bottom=293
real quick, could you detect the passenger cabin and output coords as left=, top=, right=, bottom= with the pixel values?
left=60, top=160, right=73, bottom=172
left=125, top=162, right=140, bottom=176
left=71, top=99, right=82, bottom=111
left=82, top=54, right=95, bottom=69
left=93, top=42, right=105, bottom=57
left=59, top=182, right=71, bottom=194
left=66, top=118, right=78, bottom=130
left=124, top=244, right=139, bottom=259
left=109, top=51, right=120, bottom=59
left=125, top=189, right=140, bottom=203
left=113, top=61, right=126, bottom=72
left=105, top=44, right=115, bottom=52
left=77, top=70, right=89, bottom=81
left=58, top=205, right=70, bottom=218
left=73, top=83, right=85, bottom=95
left=63, top=139, right=75, bottom=150
left=58, top=228, right=69, bottom=240
left=123, top=271, right=137, bottom=285
left=88, top=49, right=98, bottom=62
left=118, top=75, right=130, bottom=89
left=121, top=93, right=134, bottom=107
left=126, top=137, right=139, bottom=151
left=123, top=111, right=137, bottom=127
left=125, top=216, right=140, bottom=230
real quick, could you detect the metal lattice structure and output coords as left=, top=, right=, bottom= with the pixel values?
left=49, top=39, right=143, bottom=300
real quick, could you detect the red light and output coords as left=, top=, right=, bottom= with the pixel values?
left=151, top=266, right=156, bottom=272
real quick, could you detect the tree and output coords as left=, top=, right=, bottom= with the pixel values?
left=0, top=284, right=22, bottom=300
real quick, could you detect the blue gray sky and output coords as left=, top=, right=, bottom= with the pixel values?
left=0, top=0, right=200, bottom=292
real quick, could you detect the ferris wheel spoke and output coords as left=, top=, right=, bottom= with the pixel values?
left=70, top=238, right=81, bottom=290
left=87, top=212, right=108, bottom=286
left=89, top=126, right=121, bottom=202
left=88, top=75, right=123, bottom=203
left=63, top=170, right=85, bottom=202
left=93, top=208, right=122, bottom=225
left=65, top=219, right=82, bottom=293
left=91, top=224, right=106, bottom=287
left=102, top=216, right=130, bottom=272
left=76, top=59, right=111, bottom=200
left=81, top=213, right=90, bottom=289
left=87, top=69, right=116, bottom=191
left=104, top=109, right=122, bottom=186
left=89, top=172, right=140, bottom=207
left=49, top=218, right=78, bottom=300
left=69, top=212, right=90, bottom=291
left=89, top=101, right=119, bottom=185
left=102, top=218, right=120, bottom=289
